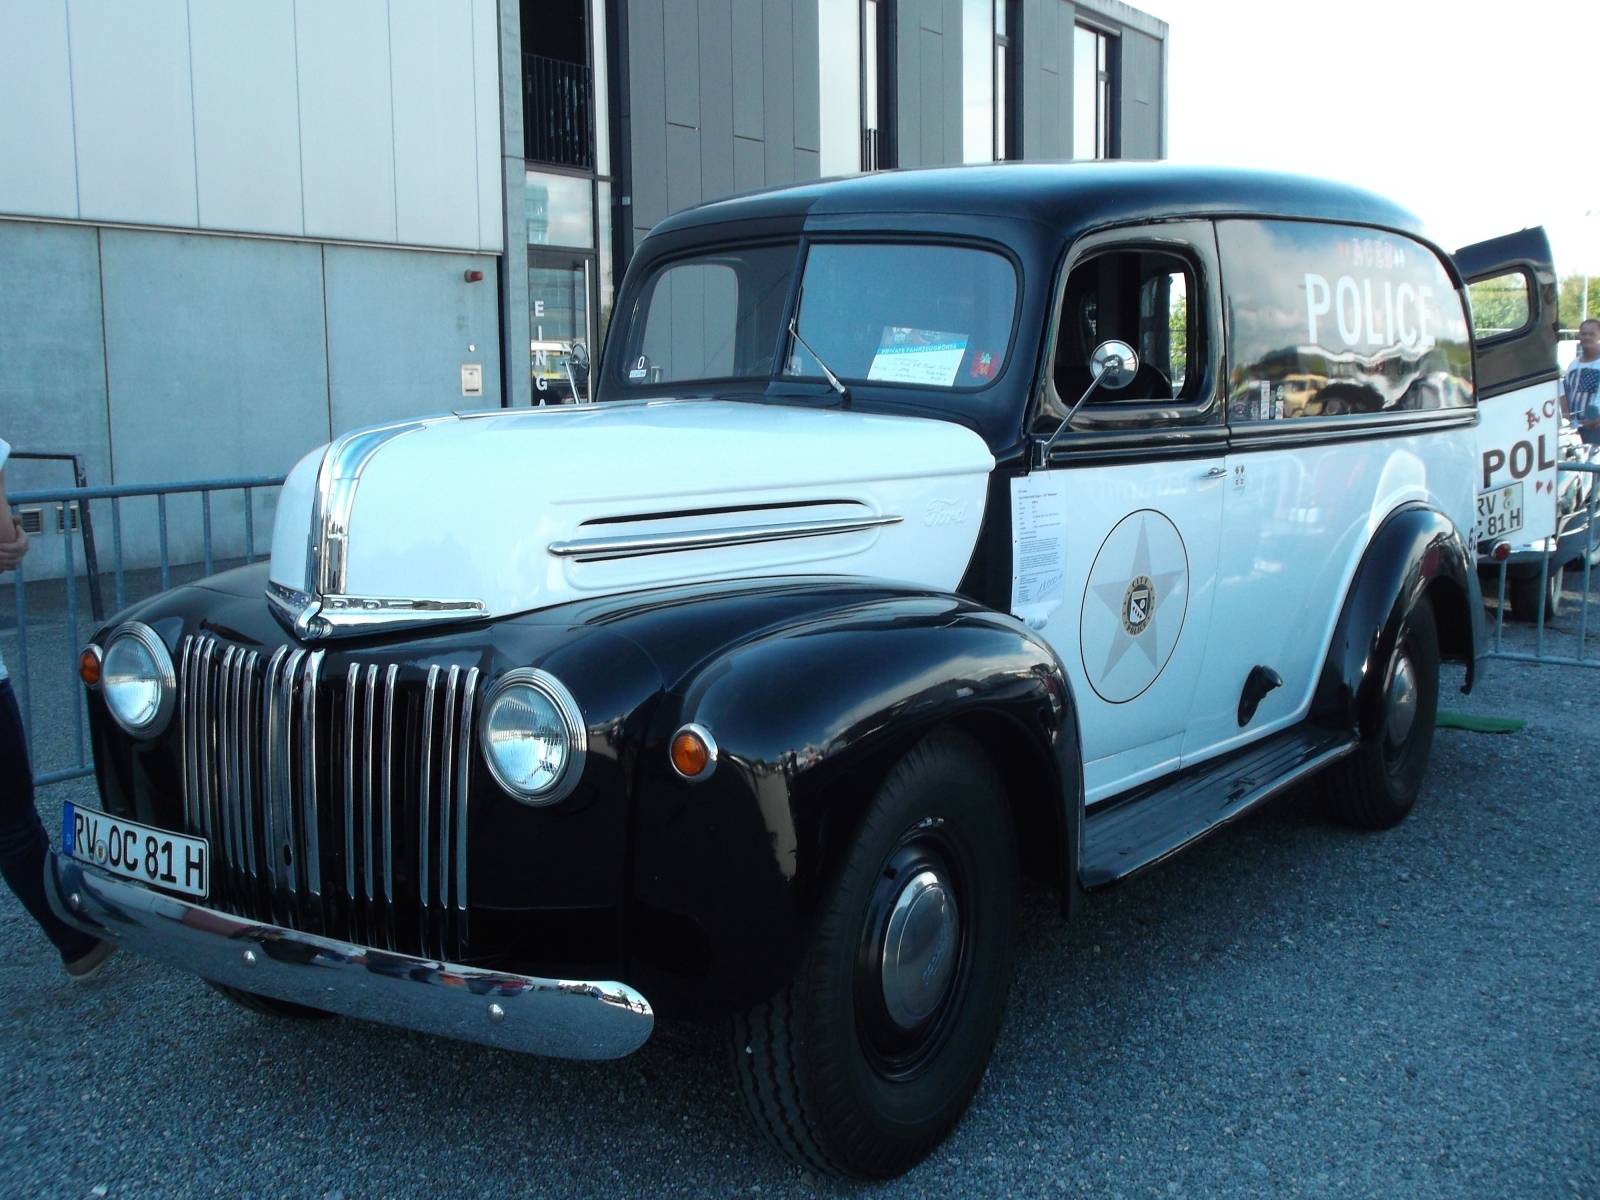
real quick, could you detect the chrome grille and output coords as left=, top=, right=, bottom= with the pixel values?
left=179, top=633, right=479, bottom=960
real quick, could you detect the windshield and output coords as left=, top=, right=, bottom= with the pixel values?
left=612, top=240, right=1018, bottom=393
left=614, top=243, right=797, bottom=387
left=785, top=243, right=1018, bottom=389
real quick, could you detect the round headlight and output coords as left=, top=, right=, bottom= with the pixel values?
left=478, top=669, right=587, bottom=805
left=100, top=622, right=176, bottom=739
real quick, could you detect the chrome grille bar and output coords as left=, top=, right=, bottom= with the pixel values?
left=438, top=665, right=461, bottom=930
left=381, top=664, right=398, bottom=914
left=418, top=664, right=439, bottom=948
left=180, top=637, right=199, bottom=835
left=362, top=663, right=378, bottom=911
left=240, top=649, right=260, bottom=885
left=343, top=662, right=359, bottom=903
left=454, top=667, right=479, bottom=953
left=300, top=650, right=324, bottom=901
left=216, top=645, right=237, bottom=867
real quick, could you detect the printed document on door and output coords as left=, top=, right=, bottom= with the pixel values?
left=1011, top=474, right=1066, bottom=629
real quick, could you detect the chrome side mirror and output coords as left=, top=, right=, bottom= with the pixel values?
left=1089, top=340, right=1139, bottom=390
left=1035, top=339, right=1143, bottom=467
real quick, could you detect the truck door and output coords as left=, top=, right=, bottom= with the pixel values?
left=1180, top=219, right=1479, bottom=765
left=1454, top=228, right=1562, bottom=563
left=1018, top=222, right=1227, bottom=805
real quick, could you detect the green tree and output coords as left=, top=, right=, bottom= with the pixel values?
left=1560, top=273, right=1596, bottom=332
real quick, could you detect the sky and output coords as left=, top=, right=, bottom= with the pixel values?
left=1144, top=0, right=1599, bottom=278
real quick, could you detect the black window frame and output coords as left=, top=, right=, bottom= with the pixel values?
left=1030, top=221, right=1224, bottom=460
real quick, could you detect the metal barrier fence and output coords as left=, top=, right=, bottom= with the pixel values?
left=1484, top=461, right=1600, bottom=669
left=3, top=474, right=285, bottom=786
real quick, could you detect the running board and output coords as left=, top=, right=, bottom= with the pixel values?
left=1080, top=727, right=1357, bottom=889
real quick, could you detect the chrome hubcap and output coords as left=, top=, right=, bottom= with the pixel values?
left=880, top=868, right=960, bottom=1030
left=1386, top=651, right=1418, bottom=745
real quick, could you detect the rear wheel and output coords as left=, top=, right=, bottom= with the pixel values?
left=1326, top=595, right=1439, bottom=829
left=728, top=728, right=1018, bottom=1179
left=1509, top=568, right=1563, bottom=622
left=208, top=982, right=336, bottom=1021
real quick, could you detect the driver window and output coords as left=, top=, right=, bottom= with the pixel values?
left=1054, top=250, right=1198, bottom=404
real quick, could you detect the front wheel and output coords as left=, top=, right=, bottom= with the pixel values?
left=1325, top=595, right=1439, bottom=829
left=728, top=728, right=1018, bottom=1179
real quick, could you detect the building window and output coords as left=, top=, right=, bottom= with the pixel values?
left=995, top=1, right=1016, bottom=160
left=521, top=0, right=614, bottom=403
left=1073, top=24, right=1118, bottom=160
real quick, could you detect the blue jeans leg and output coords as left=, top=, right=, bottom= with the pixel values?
left=0, top=679, right=98, bottom=961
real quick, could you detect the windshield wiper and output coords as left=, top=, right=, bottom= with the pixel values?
left=787, top=316, right=851, bottom=407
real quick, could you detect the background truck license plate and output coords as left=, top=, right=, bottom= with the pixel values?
left=1476, top=482, right=1524, bottom=541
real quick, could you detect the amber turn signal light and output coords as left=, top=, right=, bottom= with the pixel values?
left=78, top=644, right=104, bottom=688
left=669, top=723, right=718, bottom=781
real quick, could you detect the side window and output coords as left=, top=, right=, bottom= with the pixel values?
left=1467, top=270, right=1533, bottom=343
left=1216, top=220, right=1473, bottom=422
left=618, top=243, right=797, bottom=387
left=1053, top=249, right=1199, bottom=404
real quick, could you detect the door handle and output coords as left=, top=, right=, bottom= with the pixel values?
left=1204, top=466, right=1227, bottom=478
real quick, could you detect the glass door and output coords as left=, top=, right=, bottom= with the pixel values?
left=528, top=248, right=594, bottom=402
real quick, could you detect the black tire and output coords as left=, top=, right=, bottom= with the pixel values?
left=1325, top=595, right=1439, bottom=829
left=208, top=981, right=336, bottom=1021
left=727, top=727, right=1019, bottom=1179
left=1508, top=568, right=1562, bottom=622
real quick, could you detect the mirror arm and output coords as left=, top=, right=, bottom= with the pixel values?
left=1034, top=374, right=1105, bottom=469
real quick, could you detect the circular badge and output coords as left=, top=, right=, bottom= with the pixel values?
left=1080, top=511, right=1189, bottom=704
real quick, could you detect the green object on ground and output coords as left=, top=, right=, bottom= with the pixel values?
left=1436, top=711, right=1525, bottom=734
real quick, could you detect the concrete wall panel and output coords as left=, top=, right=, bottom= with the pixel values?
left=0, top=222, right=109, bottom=495
left=1021, top=0, right=1071, bottom=160
left=731, top=2, right=763, bottom=141
left=761, top=0, right=795, bottom=185
left=1120, top=27, right=1162, bottom=159
left=697, top=0, right=735, bottom=202
left=473, top=0, right=505, bottom=251
left=190, top=0, right=304, bottom=236
left=391, top=0, right=482, bottom=250
left=295, top=0, right=398, bottom=244
left=0, top=1, right=78, bottom=218
left=68, top=0, right=198, bottom=228
left=628, top=0, right=669, bottom=238
left=323, top=245, right=500, bottom=435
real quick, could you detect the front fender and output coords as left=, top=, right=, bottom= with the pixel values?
left=1312, top=504, right=1482, bottom=737
left=624, top=591, right=1079, bottom=1019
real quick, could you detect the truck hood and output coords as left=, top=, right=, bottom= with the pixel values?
left=267, top=400, right=995, bottom=639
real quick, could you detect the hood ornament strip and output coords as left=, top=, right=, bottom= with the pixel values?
left=549, top=514, right=903, bottom=563
left=268, top=582, right=487, bottom=640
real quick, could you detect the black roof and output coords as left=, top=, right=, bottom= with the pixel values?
left=648, top=161, right=1427, bottom=243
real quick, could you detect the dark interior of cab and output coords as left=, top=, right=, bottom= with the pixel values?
left=1055, top=249, right=1196, bottom=405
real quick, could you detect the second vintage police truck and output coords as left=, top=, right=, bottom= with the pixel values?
left=55, top=163, right=1551, bottom=1178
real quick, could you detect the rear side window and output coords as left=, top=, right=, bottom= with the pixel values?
left=1054, top=249, right=1198, bottom=403
left=1217, top=221, right=1473, bottom=422
left=1467, top=270, right=1533, bottom=342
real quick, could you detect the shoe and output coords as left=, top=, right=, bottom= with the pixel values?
left=64, top=939, right=117, bottom=981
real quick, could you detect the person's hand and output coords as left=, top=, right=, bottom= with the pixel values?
left=0, top=517, right=29, bottom=573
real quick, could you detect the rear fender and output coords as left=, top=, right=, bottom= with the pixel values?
left=1312, top=504, right=1483, bottom=736
left=626, top=593, right=1081, bottom=1018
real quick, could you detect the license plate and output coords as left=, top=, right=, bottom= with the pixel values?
left=63, top=803, right=209, bottom=899
left=1476, top=482, right=1524, bottom=541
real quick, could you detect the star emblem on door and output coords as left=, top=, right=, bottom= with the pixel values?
left=1080, top=512, right=1190, bottom=703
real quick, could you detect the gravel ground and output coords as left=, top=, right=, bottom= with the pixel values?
left=1, top=607, right=1597, bottom=1199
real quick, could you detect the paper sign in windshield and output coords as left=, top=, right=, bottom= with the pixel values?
left=867, top=327, right=968, bottom=387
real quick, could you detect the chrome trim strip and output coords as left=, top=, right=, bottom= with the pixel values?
left=454, top=668, right=478, bottom=944
left=343, top=662, right=359, bottom=903
left=51, top=855, right=654, bottom=1062
left=180, top=637, right=198, bottom=835
left=381, top=664, right=398, bottom=927
left=362, top=663, right=378, bottom=908
left=418, top=664, right=439, bottom=944
left=198, top=639, right=218, bottom=844
left=217, top=646, right=237, bottom=853
left=305, top=421, right=428, bottom=600
left=241, top=650, right=260, bottom=886
left=224, top=647, right=243, bottom=894
left=438, top=666, right=460, bottom=921
left=267, top=581, right=486, bottom=641
left=301, top=650, right=324, bottom=901
left=280, top=649, right=307, bottom=900
left=261, top=647, right=287, bottom=894
left=547, top=514, right=903, bottom=562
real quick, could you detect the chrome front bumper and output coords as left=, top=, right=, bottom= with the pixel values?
left=48, top=854, right=653, bottom=1061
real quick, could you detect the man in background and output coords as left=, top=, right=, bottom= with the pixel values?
left=0, top=437, right=115, bottom=978
left=1566, top=318, right=1600, bottom=445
